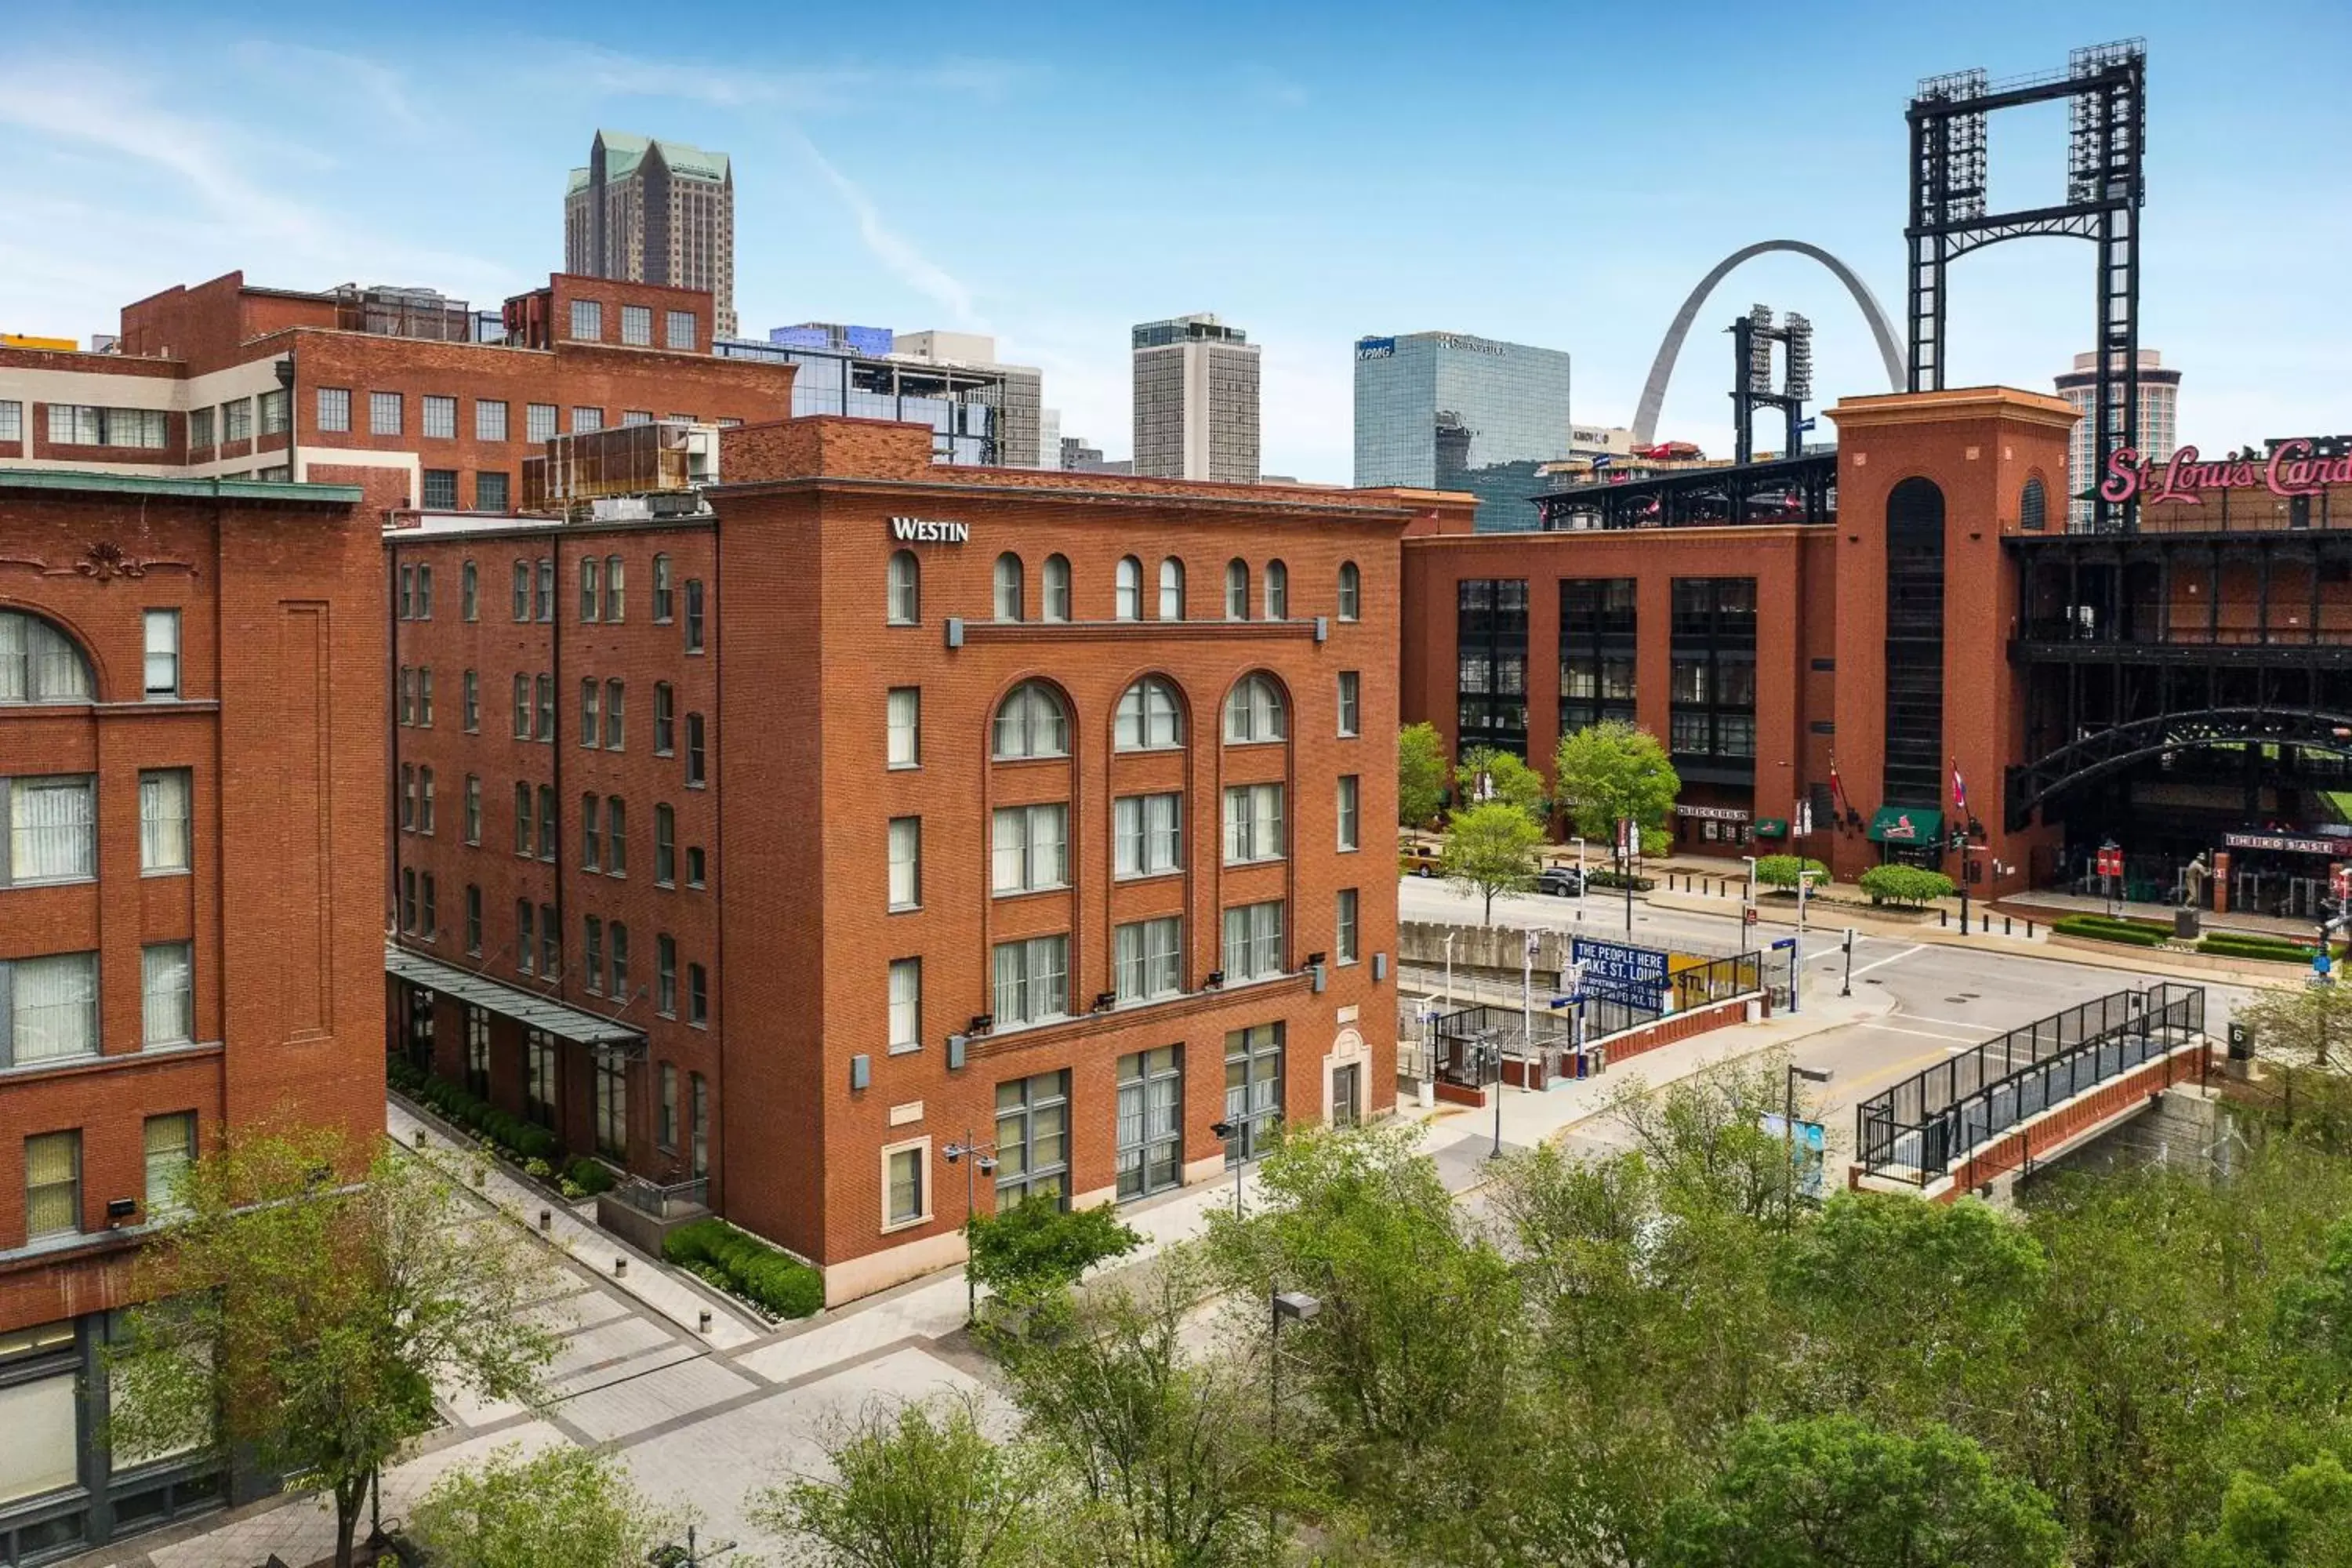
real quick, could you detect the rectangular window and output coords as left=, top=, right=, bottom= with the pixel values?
left=144, top=608, right=181, bottom=699
left=316, top=387, right=350, bottom=432
left=1222, top=1023, right=1284, bottom=1163
left=416, top=564, right=434, bottom=621
left=990, top=803, right=1069, bottom=895
left=887, top=817, right=920, bottom=909
left=684, top=579, right=706, bottom=652
left=139, top=770, right=194, bottom=863
left=475, top=471, right=510, bottom=512
left=514, top=782, right=531, bottom=855
left=143, top=1112, right=195, bottom=1219
left=655, top=804, right=677, bottom=886
left=9, top=775, right=96, bottom=884
left=517, top=901, right=535, bottom=975
left=24, top=1131, right=81, bottom=1239
left=188, top=405, right=214, bottom=450
left=606, top=797, right=626, bottom=876
left=421, top=395, right=456, bottom=439
left=1113, top=917, right=1183, bottom=1004
left=688, top=963, right=708, bottom=1026
left=580, top=678, right=600, bottom=747
left=537, top=559, right=554, bottom=621
left=526, top=1030, right=557, bottom=1127
left=622, top=408, right=653, bottom=427
left=1336, top=889, right=1360, bottom=964
left=538, top=783, right=556, bottom=861
left=580, top=559, right=601, bottom=622
left=512, top=561, right=531, bottom=622
left=593, top=1051, right=626, bottom=1161
left=653, top=555, right=674, bottom=622
left=887, top=688, right=919, bottom=768
left=621, top=305, right=652, bottom=347
left=1114, top=793, right=1183, bottom=878
left=421, top=470, right=459, bottom=510
left=607, top=920, right=626, bottom=994
left=583, top=916, right=604, bottom=993
left=512, top=673, right=530, bottom=739
left=142, top=942, right=194, bottom=1047
left=685, top=713, right=706, bottom=787
left=1338, top=671, right=1361, bottom=736
left=657, top=935, right=677, bottom=1016
left=465, top=1007, right=489, bottom=1098
left=466, top=884, right=481, bottom=954
left=571, top=406, right=604, bottom=434
left=6, top=952, right=100, bottom=1065
left=463, top=670, right=480, bottom=731
left=1222, top=783, right=1285, bottom=864
left=654, top=683, right=675, bottom=754
left=368, top=391, right=402, bottom=436
left=990, top=935, right=1069, bottom=1027
left=889, top=957, right=921, bottom=1052
left=582, top=793, right=603, bottom=871
left=1116, top=1046, right=1183, bottom=1200
left=885, top=1145, right=925, bottom=1227
left=1221, top=901, right=1285, bottom=982
left=659, top=1062, right=678, bottom=1149
left=604, top=679, right=624, bottom=749
left=45, top=405, right=167, bottom=447
left=223, top=398, right=253, bottom=443
left=260, top=387, right=289, bottom=434
left=570, top=299, right=603, bottom=341
left=995, top=1071, right=1072, bottom=1209
left=536, top=673, right=555, bottom=740
left=526, top=403, right=557, bottom=444
left=0, top=400, right=17, bottom=447
left=666, top=310, right=698, bottom=350
left=1337, top=775, right=1361, bottom=851
left=475, top=399, right=509, bottom=441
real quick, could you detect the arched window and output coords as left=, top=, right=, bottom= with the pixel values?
left=1115, top=677, right=1184, bottom=750
left=993, top=681, right=1069, bottom=760
left=1043, top=554, right=1072, bottom=622
left=1115, top=557, right=1143, bottom=621
left=887, top=549, right=920, bottom=624
left=0, top=611, right=95, bottom=703
left=993, top=553, right=1025, bottom=622
left=1159, top=558, right=1185, bottom=620
left=1224, top=675, right=1287, bottom=743
left=1263, top=561, right=1288, bottom=620
left=1338, top=561, right=1361, bottom=622
left=1225, top=559, right=1250, bottom=621
left=2020, top=477, right=2048, bottom=533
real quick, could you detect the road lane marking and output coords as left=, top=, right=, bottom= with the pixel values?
left=1853, top=1022, right=1982, bottom=1044
left=1849, top=943, right=1928, bottom=976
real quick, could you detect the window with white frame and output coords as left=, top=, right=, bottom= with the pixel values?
left=1338, top=561, right=1362, bottom=621
left=144, top=1112, right=195, bottom=1219
left=991, top=804, right=1069, bottom=895
left=1114, top=917, right=1182, bottom=1004
left=1337, top=775, right=1361, bottom=851
left=572, top=406, right=604, bottom=434
left=1264, top=560, right=1289, bottom=619
left=144, top=608, right=181, bottom=699
left=1223, top=783, right=1285, bottom=864
left=884, top=1142, right=926, bottom=1228
left=1225, top=559, right=1249, bottom=619
left=1221, top=901, right=1285, bottom=982
left=1114, top=793, right=1182, bottom=878
left=422, top=395, right=456, bottom=439
left=1115, top=557, right=1142, bottom=620
left=526, top=402, right=557, bottom=443
left=143, top=942, right=194, bottom=1047
left=993, top=553, right=1024, bottom=622
left=622, top=409, right=653, bottom=427
left=580, top=558, right=602, bottom=622
left=260, top=387, right=289, bottom=434
left=137, top=768, right=191, bottom=874
left=887, top=688, right=920, bottom=768
left=188, top=406, right=214, bottom=450
left=8, top=775, right=96, bottom=884
left=888, top=957, right=921, bottom=1053
left=48, top=405, right=167, bottom=447
left=990, top=935, right=1069, bottom=1027
left=653, top=554, right=673, bottom=622
left=992, top=681, right=1067, bottom=760
left=368, top=391, right=402, bottom=436
left=657, top=935, right=677, bottom=1016
left=887, top=817, right=920, bottom=909
left=1042, top=555, right=1071, bottom=622
left=1337, top=888, right=1360, bottom=964
left=24, top=1131, right=81, bottom=1238
left=0, top=611, right=94, bottom=703
left=655, top=804, right=677, bottom=885
left=887, top=550, right=920, bottom=624
left=621, top=305, right=652, bottom=346
left=476, top=399, right=509, bottom=441
left=604, top=557, right=625, bottom=622
left=1114, top=677, right=1182, bottom=751
left=5, top=951, right=100, bottom=1065
left=1224, top=675, right=1286, bottom=742
left=317, top=387, right=351, bottom=432
left=223, top=398, right=252, bottom=443
left=666, top=310, right=698, bottom=350
left=1159, top=557, right=1185, bottom=619
left=570, top=299, right=603, bottom=341
left=1338, top=671, right=1361, bottom=736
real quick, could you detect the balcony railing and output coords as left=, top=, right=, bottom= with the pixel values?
left=608, top=1175, right=709, bottom=1221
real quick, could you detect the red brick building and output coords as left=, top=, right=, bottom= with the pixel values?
left=0, top=270, right=794, bottom=510
left=383, top=416, right=1453, bottom=1303
left=0, top=470, right=386, bottom=1558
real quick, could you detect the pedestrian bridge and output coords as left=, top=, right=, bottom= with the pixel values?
left=1855, top=984, right=2212, bottom=1196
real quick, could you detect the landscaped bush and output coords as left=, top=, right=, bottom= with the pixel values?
left=1753, top=855, right=1831, bottom=891
left=1585, top=870, right=1657, bottom=892
left=1857, top=864, right=1955, bottom=908
left=2199, top=932, right=2336, bottom=965
left=2053, top=914, right=2171, bottom=948
left=389, top=1059, right=561, bottom=1165
left=562, top=1156, right=617, bottom=1196
left=666, top=1218, right=823, bottom=1319
left=965, top=1197, right=1142, bottom=1305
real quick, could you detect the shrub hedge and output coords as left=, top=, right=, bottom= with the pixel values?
left=1586, top=871, right=1657, bottom=892
left=2052, top=914, right=2171, bottom=948
left=2198, top=932, right=2330, bottom=964
left=387, top=1055, right=561, bottom=1164
left=563, top=1156, right=617, bottom=1196
left=666, top=1218, right=822, bottom=1319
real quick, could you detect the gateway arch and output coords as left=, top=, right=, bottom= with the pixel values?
left=1630, top=241, right=1905, bottom=447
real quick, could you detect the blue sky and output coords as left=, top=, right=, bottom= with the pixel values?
left=5, top=0, right=2345, bottom=481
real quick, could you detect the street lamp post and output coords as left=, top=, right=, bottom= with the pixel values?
left=1475, top=1028, right=1505, bottom=1160
left=1784, top=1063, right=1834, bottom=1226
left=650, top=1525, right=739, bottom=1568
left=1841, top=927, right=1856, bottom=997
left=1210, top=1120, right=1244, bottom=1218
left=1740, top=853, right=1759, bottom=947
left=940, top=1132, right=998, bottom=1325
left=1791, top=869, right=1821, bottom=1015
left=1269, top=1290, right=1322, bottom=1546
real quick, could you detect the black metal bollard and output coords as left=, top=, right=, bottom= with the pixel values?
left=2003, top=916, right=2013, bottom=935
left=1940, top=909, right=1949, bottom=927
left=2027, top=920, right=2036, bottom=938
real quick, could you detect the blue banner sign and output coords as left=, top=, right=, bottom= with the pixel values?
left=1571, top=938, right=1668, bottom=1000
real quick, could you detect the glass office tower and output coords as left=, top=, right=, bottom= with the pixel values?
left=1354, top=332, right=1573, bottom=532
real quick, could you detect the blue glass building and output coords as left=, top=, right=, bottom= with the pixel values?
left=1353, top=332, right=1573, bottom=532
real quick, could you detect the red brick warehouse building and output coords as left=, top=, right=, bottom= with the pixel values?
left=383, top=415, right=1456, bottom=1304
left=0, top=470, right=386, bottom=1559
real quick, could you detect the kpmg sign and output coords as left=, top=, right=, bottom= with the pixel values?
left=889, top=517, right=969, bottom=544
left=1355, top=336, right=1396, bottom=361
left=1570, top=938, right=1670, bottom=1003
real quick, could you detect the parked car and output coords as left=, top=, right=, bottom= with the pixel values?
left=1401, top=843, right=1444, bottom=878
left=1536, top=866, right=1584, bottom=897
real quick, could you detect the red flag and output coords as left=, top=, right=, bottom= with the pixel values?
left=1951, top=759, right=1969, bottom=815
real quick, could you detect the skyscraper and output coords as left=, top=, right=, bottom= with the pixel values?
left=566, top=130, right=738, bottom=339
left=2055, top=349, right=2180, bottom=527
left=1131, top=314, right=1259, bottom=482
left=1353, top=332, right=1573, bottom=532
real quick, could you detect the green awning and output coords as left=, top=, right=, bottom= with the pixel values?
left=1867, top=806, right=1943, bottom=844
left=1753, top=818, right=1789, bottom=838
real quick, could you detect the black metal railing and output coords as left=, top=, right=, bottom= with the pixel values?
left=1857, top=983, right=2205, bottom=1184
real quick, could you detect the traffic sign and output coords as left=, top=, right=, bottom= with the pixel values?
left=2096, top=845, right=2123, bottom=880
left=1743, top=907, right=1759, bottom=926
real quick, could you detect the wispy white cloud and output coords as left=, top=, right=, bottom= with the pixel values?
left=233, top=41, right=428, bottom=137
left=539, top=45, right=1033, bottom=114
left=792, top=132, right=985, bottom=330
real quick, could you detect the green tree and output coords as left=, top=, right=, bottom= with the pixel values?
left=1552, top=721, right=1679, bottom=868
left=1441, top=800, right=1545, bottom=922
left=967, top=1198, right=1142, bottom=1312
left=1660, top=1416, right=2066, bottom=1568
left=751, top=1393, right=1060, bottom=1568
left=1858, top=863, right=1955, bottom=908
left=106, top=1125, right=562, bottom=1568
left=1397, top=722, right=1448, bottom=828
left=1751, top=855, right=1828, bottom=892
left=2189, top=1454, right=2352, bottom=1568
left=2237, top=982, right=2352, bottom=1149
left=1454, top=745, right=1548, bottom=828
left=408, top=1444, right=679, bottom=1568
